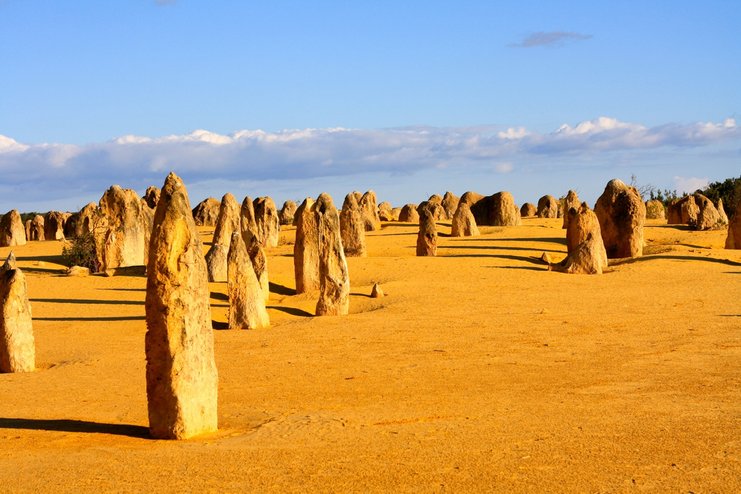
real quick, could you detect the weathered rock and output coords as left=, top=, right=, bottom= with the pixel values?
left=421, top=197, right=445, bottom=221
left=44, top=211, right=66, bottom=241
left=144, top=186, right=161, bottom=209
left=247, top=235, right=270, bottom=302
left=28, top=215, right=45, bottom=241
left=398, top=204, right=419, bottom=223
left=390, top=207, right=402, bottom=221
left=378, top=202, right=394, bottom=222
left=645, top=199, right=666, bottom=220
left=340, top=193, right=367, bottom=257
left=451, top=202, right=480, bottom=237
left=416, top=202, right=438, bottom=256
left=294, top=198, right=320, bottom=294
left=725, top=196, right=741, bottom=249
left=520, top=203, right=537, bottom=218
left=370, top=283, right=384, bottom=298
left=441, top=191, right=460, bottom=220
left=227, top=233, right=269, bottom=330
left=315, top=193, right=350, bottom=316
left=254, top=196, right=280, bottom=248
left=63, top=213, right=78, bottom=239
left=0, top=210, right=27, bottom=247
left=537, top=195, right=559, bottom=219
left=192, top=197, right=221, bottom=227
left=594, top=179, right=646, bottom=259
left=561, top=190, right=581, bottom=228
left=66, top=265, right=90, bottom=277
left=717, top=199, right=729, bottom=225
left=0, top=253, right=35, bottom=373
left=278, top=200, right=297, bottom=226
left=667, top=196, right=698, bottom=225
left=75, top=203, right=99, bottom=238
left=459, top=191, right=485, bottom=207
left=240, top=196, right=258, bottom=247
left=550, top=232, right=608, bottom=275
left=469, top=192, right=521, bottom=226
left=565, top=203, right=608, bottom=267
left=97, top=185, right=153, bottom=270
left=359, top=191, right=381, bottom=231
left=145, top=172, right=218, bottom=440
left=205, top=193, right=240, bottom=282
left=693, top=194, right=724, bottom=230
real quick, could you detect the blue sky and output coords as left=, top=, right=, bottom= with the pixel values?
left=1, top=0, right=739, bottom=212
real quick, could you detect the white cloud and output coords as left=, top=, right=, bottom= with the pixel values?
left=0, top=116, right=738, bottom=211
left=673, top=176, right=710, bottom=194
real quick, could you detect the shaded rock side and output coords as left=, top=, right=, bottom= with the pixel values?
left=725, top=196, right=741, bottom=249
left=240, top=196, right=258, bottom=247
left=520, top=203, right=537, bottom=218
left=144, top=186, right=161, bottom=209
left=0, top=253, right=35, bottom=373
left=315, top=193, right=350, bottom=316
left=145, top=172, right=218, bottom=440
left=28, top=215, right=45, bottom=241
left=398, top=204, right=420, bottom=223
left=279, top=200, right=297, bottom=226
left=537, top=195, right=559, bottom=219
left=340, top=193, right=367, bottom=257
left=227, top=233, right=269, bottom=330
left=594, top=179, right=645, bottom=259
left=44, top=211, right=66, bottom=241
left=0, top=210, right=27, bottom=247
left=192, top=197, right=220, bottom=227
left=469, top=191, right=521, bottom=227
left=451, top=202, right=479, bottom=237
left=416, top=202, right=438, bottom=256
left=378, top=202, right=394, bottom=222
left=254, top=196, right=280, bottom=248
left=294, top=198, right=320, bottom=294
left=359, top=190, right=381, bottom=231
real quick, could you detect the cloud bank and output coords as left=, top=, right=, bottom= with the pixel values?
left=509, top=31, right=592, bottom=48
left=0, top=117, right=738, bottom=211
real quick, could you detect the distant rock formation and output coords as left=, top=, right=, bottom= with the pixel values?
left=451, top=202, right=479, bottom=237
left=27, top=215, right=45, bottom=241
left=0, top=253, right=35, bottom=373
left=594, top=179, right=645, bottom=259
left=315, top=193, right=350, bottom=316
left=416, top=202, right=438, bottom=256
left=561, top=190, right=580, bottom=228
left=279, top=200, right=297, bottom=226
left=441, top=191, right=460, bottom=220
left=378, top=202, right=394, bottom=221
left=96, top=185, right=154, bottom=272
left=520, top=203, right=536, bottom=218
left=0, top=210, right=27, bottom=247
left=205, top=193, right=240, bottom=282
left=192, top=197, right=221, bottom=227
left=254, top=196, right=280, bottom=248
left=645, top=199, right=666, bottom=220
left=247, top=235, right=270, bottom=303
left=398, top=204, right=419, bottom=223
left=145, top=172, right=218, bottom=440
left=294, top=198, right=320, bottom=294
left=466, top=191, right=521, bottom=227
left=340, top=193, right=367, bottom=257
left=240, top=196, right=258, bottom=247
left=359, top=191, right=382, bottom=231
left=44, top=211, right=66, bottom=241
left=537, top=195, right=559, bottom=218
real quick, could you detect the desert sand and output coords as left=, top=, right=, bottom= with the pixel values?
left=0, top=217, right=739, bottom=492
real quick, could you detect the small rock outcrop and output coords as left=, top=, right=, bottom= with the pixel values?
left=469, top=192, right=521, bottom=227
left=144, top=186, right=161, bottom=209
left=561, top=190, right=581, bottom=228
left=416, top=202, right=438, bottom=256
left=340, top=193, right=367, bottom=257
left=227, top=233, right=270, bottom=330
left=205, top=193, right=240, bottom=282
left=594, top=179, right=645, bottom=259
left=359, top=191, right=381, bottom=231
left=370, top=283, right=384, bottom=298
left=520, top=203, right=537, bottom=218
left=28, top=215, right=45, bottom=241
left=549, top=203, right=608, bottom=275
left=254, top=196, right=280, bottom=248
left=145, top=172, right=218, bottom=440
left=441, top=191, right=460, bottom=220
left=645, top=199, right=666, bottom=220
left=315, top=193, right=350, bottom=316
left=398, top=204, right=420, bottom=223
left=279, top=200, right=297, bottom=226
left=294, top=198, right=320, bottom=294
left=693, top=194, right=725, bottom=230
left=0, top=253, right=35, bottom=373
left=192, top=197, right=221, bottom=227
left=537, top=195, right=559, bottom=218
left=378, top=202, right=394, bottom=221
left=667, top=196, right=699, bottom=225
left=725, top=196, right=741, bottom=249
left=451, top=202, right=480, bottom=237
left=44, top=211, right=66, bottom=241
left=97, top=185, right=154, bottom=271
left=0, top=210, right=27, bottom=247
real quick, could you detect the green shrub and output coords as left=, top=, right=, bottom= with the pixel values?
left=61, top=232, right=100, bottom=273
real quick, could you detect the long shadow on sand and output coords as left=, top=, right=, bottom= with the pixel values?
left=443, top=253, right=545, bottom=266
left=33, top=315, right=144, bottom=322
left=30, top=298, right=143, bottom=306
left=0, top=418, right=149, bottom=438
left=269, top=282, right=296, bottom=296
left=610, top=254, right=741, bottom=267
left=443, top=244, right=563, bottom=254
left=450, top=236, right=567, bottom=246
left=267, top=306, right=313, bottom=317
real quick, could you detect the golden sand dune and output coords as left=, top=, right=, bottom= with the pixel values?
left=1, top=218, right=739, bottom=492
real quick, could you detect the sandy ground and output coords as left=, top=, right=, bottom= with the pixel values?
left=0, top=217, right=739, bottom=492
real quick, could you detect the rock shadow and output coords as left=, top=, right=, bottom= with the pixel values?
left=0, top=418, right=149, bottom=438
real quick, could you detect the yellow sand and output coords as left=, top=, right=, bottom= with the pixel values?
left=0, top=218, right=739, bottom=492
